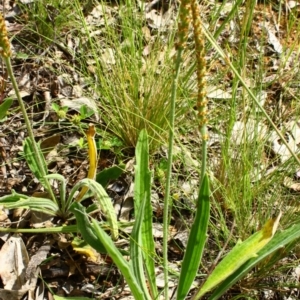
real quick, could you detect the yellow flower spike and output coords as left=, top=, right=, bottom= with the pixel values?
left=0, top=14, right=11, bottom=58
left=177, top=0, right=191, bottom=51
left=75, top=124, right=97, bottom=202
left=191, top=0, right=208, bottom=139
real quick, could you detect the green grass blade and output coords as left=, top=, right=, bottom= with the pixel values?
left=208, top=221, right=300, bottom=299
left=176, top=174, right=210, bottom=300
left=195, top=212, right=282, bottom=299
left=202, top=26, right=300, bottom=166
left=135, top=129, right=158, bottom=299
left=212, top=0, right=243, bottom=41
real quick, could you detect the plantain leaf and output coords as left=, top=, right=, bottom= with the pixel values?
left=92, top=218, right=147, bottom=299
left=0, top=193, right=59, bottom=216
left=96, top=165, right=124, bottom=188
left=68, top=178, right=118, bottom=240
left=130, top=191, right=152, bottom=300
left=44, top=174, right=67, bottom=215
left=134, top=129, right=158, bottom=299
left=176, top=174, right=210, bottom=300
left=0, top=98, right=13, bottom=120
left=195, top=211, right=282, bottom=299
left=23, top=137, right=48, bottom=189
left=70, top=202, right=107, bottom=253
left=209, top=216, right=299, bottom=299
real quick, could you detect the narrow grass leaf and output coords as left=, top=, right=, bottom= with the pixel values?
left=135, top=129, right=158, bottom=299
left=208, top=220, right=300, bottom=299
left=195, top=212, right=282, bottom=299
left=176, top=174, right=210, bottom=300
left=92, top=218, right=147, bottom=300
left=212, top=0, right=243, bottom=40
left=202, top=26, right=300, bottom=165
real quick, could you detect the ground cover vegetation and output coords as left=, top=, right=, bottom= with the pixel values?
left=0, top=0, right=300, bottom=299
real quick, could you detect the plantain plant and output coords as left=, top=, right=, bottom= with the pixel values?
left=0, top=14, right=118, bottom=240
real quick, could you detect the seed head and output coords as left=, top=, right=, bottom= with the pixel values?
left=191, top=0, right=208, bottom=137
left=0, top=14, right=11, bottom=58
left=177, top=0, right=191, bottom=51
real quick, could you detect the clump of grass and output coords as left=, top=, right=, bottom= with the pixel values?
left=72, top=0, right=191, bottom=151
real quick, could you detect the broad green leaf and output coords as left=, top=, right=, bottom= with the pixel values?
left=130, top=192, right=152, bottom=300
left=195, top=211, right=282, bottom=299
left=70, top=202, right=107, bottom=253
left=79, top=104, right=94, bottom=118
left=0, top=98, right=13, bottom=120
left=134, top=129, right=158, bottom=299
left=176, top=174, right=210, bottom=300
left=96, top=165, right=124, bottom=188
left=68, top=178, right=118, bottom=239
left=209, top=219, right=300, bottom=299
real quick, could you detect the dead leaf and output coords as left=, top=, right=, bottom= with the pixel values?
left=60, top=97, right=99, bottom=121
left=30, top=211, right=54, bottom=228
left=260, top=23, right=283, bottom=54
left=269, top=122, right=300, bottom=163
left=146, top=10, right=165, bottom=29
left=283, top=177, right=300, bottom=192
left=232, top=119, right=267, bottom=145
left=26, top=241, right=51, bottom=280
left=0, top=235, right=29, bottom=289
left=0, top=235, right=37, bottom=300
left=207, top=87, right=232, bottom=99
left=100, top=48, right=116, bottom=66
left=40, top=134, right=61, bottom=157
